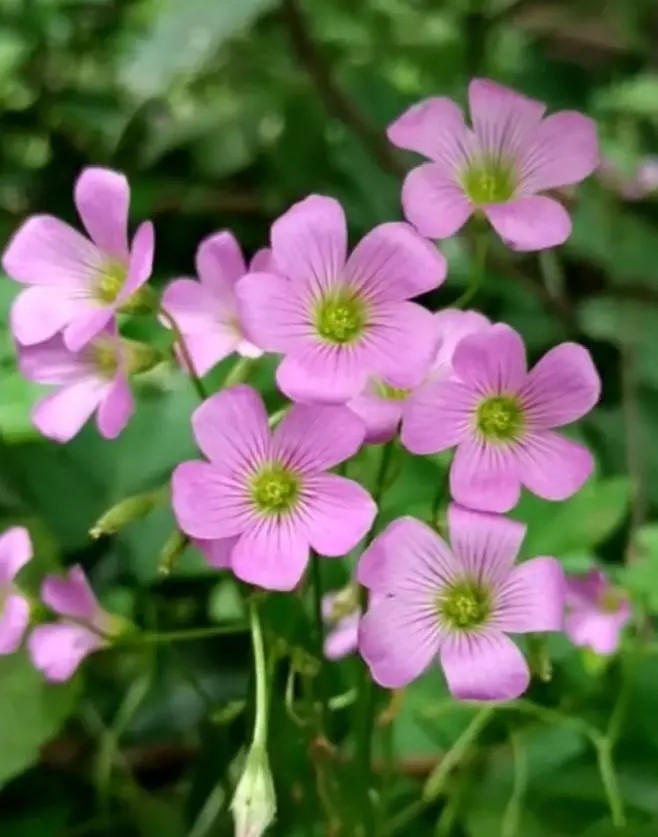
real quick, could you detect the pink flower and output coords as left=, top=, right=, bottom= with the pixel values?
left=358, top=505, right=565, bottom=701
left=564, top=569, right=631, bottom=655
left=348, top=309, right=490, bottom=443
left=28, top=565, right=117, bottom=682
left=3, top=167, right=154, bottom=351
left=0, top=527, right=32, bottom=655
left=236, top=195, right=447, bottom=404
left=161, top=232, right=265, bottom=376
left=322, top=589, right=360, bottom=660
left=172, top=385, right=376, bottom=591
left=401, top=324, right=600, bottom=513
left=18, top=328, right=134, bottom=443
left=388, top=79, right=598, bottom=251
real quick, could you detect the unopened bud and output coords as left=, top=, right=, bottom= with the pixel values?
left=123, top=339, right=165, bottom=375
left=231, top=746, right=276, bottom=837
left=120, top=284, right=159, bottom=315
left=90, top=487, right=167, bottom=539
left=158, top=529, right=188, bottom=576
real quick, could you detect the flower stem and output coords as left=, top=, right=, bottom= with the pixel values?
left=595, top=738, right=626, bottom=828
left=159, top=307, right=208, bottom=401
left=250, top=598, right=269, bottom=748
left=310, top=552, right=328, bottom=728
left=224, top=356, right=255, bottom=388
left=454, top=232, right=488, bottom=309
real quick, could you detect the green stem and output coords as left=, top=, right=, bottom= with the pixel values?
left=454, top=232, right=488, bottom=309
left=501, top=729, right=527, bottom=837
left=385, top=798, right=426, bottom=836
left=250, top=599, right=269, bottom=748
left=224, top=356, right=255, bottom=388
left=128, top=623, right=248, bottom=645
left=310, top=552, right=328, bottom=728
left=159, top=307, right=208, bottom=400
left=595, top=738, right=626, bottom=828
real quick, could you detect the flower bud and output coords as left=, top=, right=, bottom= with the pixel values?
left=123, top=339, right=165, bottom=375
left=230, top=746, right=276, bottom=837
left=90, top=487, right=167, bottom=538
left=158, top=529, right=188, bottom=576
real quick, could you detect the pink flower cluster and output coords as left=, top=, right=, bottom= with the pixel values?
left=1, top=78, right=622, bottom=700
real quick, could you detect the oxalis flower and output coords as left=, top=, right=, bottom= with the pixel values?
left=388, top=78, right=598, bottom=251
left=401, top=323, right=601, bottom=513
left=0, top=527, right=32, bottom=655
left=172, top=385, right=377, bottom=591
left=357, top=505, right=565, bottom=701
left=29, top=566, right=122, bottom=682
left=3, top=167, right=155, bottom=351
left=162, top=232, right=267, bottom=376
left=348, top=309, right=489, bottom=443
left=17, top=327, right=156, bottom=443
left=564, top=568, right=631, bottom=656
left=236, top=195, right=447, bottom=404
left=322, top=587, right=361, bottom=660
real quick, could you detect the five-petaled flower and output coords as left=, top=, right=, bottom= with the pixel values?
left=401, top=323, right=601, bottom=513
left=3, top=167, right=155, bottom=351
left=357, top=505, right=565, bottom=701
left=0, top=527, right=32, bottom=656
left=172, top=385, right=377, bottom=590
left=162, top=232, right=267, bottom=377
left=564, top=568, right=631, bottom=656
left=236, top=195, right=447, bottom=404
left=388, top=78, right=598, bottom=251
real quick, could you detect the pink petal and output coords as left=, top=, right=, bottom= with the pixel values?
left=74, top=167, right=130, bottom=260
left=28, top=623, right=104, bottom=682
left=451, top=436, right=521, bottom=513
left=119, top=221, right=155, bottom=299
left=11, top=286, right=95, bottom=346
left=401, top=163, right=473, bottom=239
left=275, top=347, right=369, bottom=404
left=236, top=273, right=308, bottom=353
left=468, top=79, right=545, bottom=161
left=162, top=278, right=220, bottom=335
left=447, top=504, right=526, bottom=585
left=432, top=309, right=491, bottom=375
left=451, top=324, right=527, bottom=395
left=2, top=215, right=102, bottom=287
left=387, top=96, right=469, bottom=167
left=270, top=194, right=347, bottom=289
left=484, top=196, right=571, bottom=252
left=347, top=389, right=403, bottom=444
left=0, top=527, right=32, bottom=585
left=96, top=374, right=133, bottom=439
left=566, top=568, right=607, bottom=608
left=191, top=385, right=270, bottom=467
left=172, top=461, right=252, bottom=540
left=440, top=629, right=530, bottom=701
left=178, top=332, right=242, bottom=377
left=359, top=594, right=439, bottom=688
left=520, top=343, right=601, bottom=429
left=517, top=431, right=594, bottom=501
left=0, top=594, right=30, bottom=654
left=324, top=614, right=360, bottom=660
left=271, top=404, right=365, bottom=473
left=249, top=247, right=274, bottom=272
left=193, top=536, right=238, bottom=569
left=401, top=379, right=477, bottom=454
left=18, top=335, right=91, bottom=385
left=493, top=557, right=565, bottom=633
left=63, top=307, right=114, bottom=352
left=231, top=518, right=309, bottom=591
left=564, top=610, right=628, bottom=655
left=357, top=515, right=457, bottom=592
left=32, top=379, right=106, bottom=443
left=367, top=301, right=440, bottom=388
left=236, top=338, right=263, bottom=359
left=519, top=112, right=599, bottom=193
left=304, top=474, right=376, bottom=556
left=196, top=231, right=246, bottom=287
left=42, top=566, right=100, bottom=622
left=345, top=221, right=447, bottom=301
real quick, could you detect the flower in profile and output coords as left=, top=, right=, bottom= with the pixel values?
left=17, top=327, right=144, bottom=443
left=358, top=505, right=565, bottom=701
left=401, top=323, right=600, bottom=513
left=348, top=309, right=489, bottom=443
left=0, top=527, right=32, bottom=655
left=388, top=78, right=598, bottom=251
left=236, top=195, right=447, bottom=403
left=231, top=745, right=276, bottom=837
left=564, top=568, right=631, bottom=655
left=3, top=167, right=155, bottom=351
left=172, top=385, right=376, bottom=590
left=322, top=587, right=361, bottom=660
left=28, top=565, right=121, bottom=682
left=161, top=232, right=265, bottom=376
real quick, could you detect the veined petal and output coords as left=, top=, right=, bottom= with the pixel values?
left=231, top=518, right=309, bottom=591
left=401, top=378, right=476, bottom=455
left=63, top=307, right=114, bottom=352
left=517, top=431, right=594, bottom=501
left=96, top=374, right=133, bottom=439
left=41, top=566, right=100, bottom=622
left=119, top=221, right=154, bottom=299
left=161, top=278, right=220, bottom=335
left=194, top=536, right=238, bottom=569
left=11, top=286, right=95, bottom=347
left=32, top=379, right=107, bottom=443
left=450, top=436, right=521, bottom=514
left=275, top=345, right=369, bottom=404
left=367, top=301, right=440, bottom=388
left=74, top=167, right=130, bottom=260
left=196, top=231, right=246, bottom=287
left=387, top=96, right=470, bottom=169
left=28, top=623, right=104, bottom=682
left=484, top=196, right=571, bottom=252
left=347, top=389, right=404, bottom=444
left=236, top=273, right=309, bottom=353
left=401, top=164, right=473, bottom=239
left=0, top=527, right=32, bottom=585
left=519, top=112, right=598, bottom=193
left=432, top=309, right=491, bottom=375
left=18, top=335, right=92, bottom=386
left=493, top=556, right=565, bottom=633
left=451, top=324, right=527, bottom=396
left=0, top=594, right=30, bottom=655
left=303, top=474, right=376, bottom=556
left=172, top=461, right=252, bottom=540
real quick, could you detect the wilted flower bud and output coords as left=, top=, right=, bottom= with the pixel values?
left=230, top=746, right=276, bottom=837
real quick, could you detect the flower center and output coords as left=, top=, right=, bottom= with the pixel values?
left=439, top=579, right=490, bottom=630
left=476, top=395, right=525, bottom=443
left=375, top=380, right=411, bottom=402
left=598, top=588, right=625, bottom=614
left=89, top=338, right=119, bottom=378
left=250, top=464, right=300, bottom=516
left=314, top=288, right=367, bottom=345
left=96, top=259, right=127, bottom=304
left=462, top=158, right=517, bottom=204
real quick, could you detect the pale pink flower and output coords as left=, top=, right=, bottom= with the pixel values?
left=236, top=195, right=447, bottom=404
left=0, top=527, right=32, bottom=655
left=3, top=167, right=154, bottom=351
left=322, top=589, right=360, bottom=660
left=564, top=568, right=631, bottom=655
left=388, top=79, right=598, bottom=251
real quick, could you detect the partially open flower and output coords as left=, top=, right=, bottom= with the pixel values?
left=0, top=527, right=32, bottom=655
left=322, top=587, right=361, bottom=660
left=564, top=568, right=631, bottom=655
left=231, top=746, right=276, bottom=837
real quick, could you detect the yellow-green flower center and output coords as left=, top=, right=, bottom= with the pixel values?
left=97, top=259, right=127, bottom=303
left=314, top=289, right=367, bottom=345
left=439, top=579, right=491, bottom=630
left=476, top=395, right=525, bottom=443
left=89, top=338, right=119, bottom=378
left=250, top=463, right=300, bottom=516
left=598, top=588, right=625, bottom=614
left=375, top=380, right=411, bottom=402
left=462, top=158, right=517, bottom=205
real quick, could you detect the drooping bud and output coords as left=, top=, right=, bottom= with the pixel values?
left=90, top=486, right=167, bottom=539
left=230, top=746, right=276, bottom=837
left=158, top=529, right=188, bottom=576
